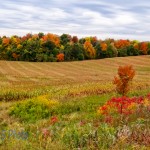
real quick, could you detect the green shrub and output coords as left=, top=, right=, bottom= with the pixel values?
left=106, top=43, right=118, bottom=58
left=49, top=54, right=57, bottom=62
left=118, top=48, right=127, bottom=57
left=127, top=45, right=139, bottom=56
left=71, top=43, right=84, bottom=60
left=9, top=95, right=59, bottom=123
left=78, top=53, right=84, bottom=60
left=64, top=43, right=84, bottom=61
left=95, top=43, right=104, bottom=59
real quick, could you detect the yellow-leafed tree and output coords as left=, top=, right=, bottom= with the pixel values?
left=84, top=41, right=96, bottom=59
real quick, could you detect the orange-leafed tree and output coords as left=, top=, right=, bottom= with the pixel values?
left=114, top=39, right=130, bottom=49
left=56, top=53, right=64, bottom=62
left=2, top=38, right=10, bottom=46
left=113, top=65, right=135, bottom=96
left=84, top=41, right=96, bottom=59
left=32, top=34, right=39, bottom=39
left=12, top=53, right=20, bottom=60
left=42, top=33, right=60, bottom=47
left=100, top=42, right=107, bottom=51
left=139, top=42, right=148, bottom=55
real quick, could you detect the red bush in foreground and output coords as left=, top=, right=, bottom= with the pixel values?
left=98, top=94, right=150, bottom=124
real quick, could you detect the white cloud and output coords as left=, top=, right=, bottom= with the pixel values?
left=0, top=0, right=150, bottom=41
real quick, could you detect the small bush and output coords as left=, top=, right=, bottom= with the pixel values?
left=113, top=65, right=135, bottom=96
left=9, top=95, right=59, bottom=123
left=118, top=48, right=128, bottom=57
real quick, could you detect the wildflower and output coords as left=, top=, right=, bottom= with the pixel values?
left=50, top=116, right=58, bottom=125
left=79, top=120, right=86, bottom=126
left=41, top=128, right=49, bottom=138
left=98, top=105, right=108, bottom=115
left=127, top=103, right=136, bottom=110
left=98, top=95, right=149, bottom=119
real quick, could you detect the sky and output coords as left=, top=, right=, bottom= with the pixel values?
left=0, top=0, right=150, bottom=41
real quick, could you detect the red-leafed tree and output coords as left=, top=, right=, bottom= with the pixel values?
left=139, top=42, right=148, bottom=55
left=72, top=36, right=78, bottom=43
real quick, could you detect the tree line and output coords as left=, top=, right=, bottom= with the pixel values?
left=0, top=33, right=150, bottom=62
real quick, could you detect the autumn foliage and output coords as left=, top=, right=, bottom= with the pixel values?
left=83, top=41, right=96, bottom=59
left=72, top=36, right=78, bottom=43
left=0, top=33, right=150, bottom=62
left=114, top=39, right=130, bottom=49
left=98, top=65, right=149, bottom=127
left=56, top=53, right=64, bottom=61
left=113, top=65, right=135, bottom=96
left=41, top=33, right=60, bottom=47
left=100, top=42, right=107, bottom=51
left=2, top=38, right=10, bottom=46
left=139, top=42, right=148, bottom=54
left=98, top=94, right=150, bottom=118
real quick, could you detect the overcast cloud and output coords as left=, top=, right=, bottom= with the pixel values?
left=0, top=0, right=150, bottom=41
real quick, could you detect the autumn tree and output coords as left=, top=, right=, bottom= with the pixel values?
left=41, top=33, right=60, bottom=47
left=38, top=32, right=44, bottom=38
left=83, top=41, right=96, bottom=59
left=60, top=34, right=72, bottom=45
left=2, top=38, right=10, bottom=46
left=114, top=39, right=130, bottom=49
left=100, top=42, right=107, bottom=51
left=95, top=42, right=108, bottom=58
left=106, top=42, right=118, bottom=58
left=113, top=65, right=135, bottom=96
left=139, top=42, right=148, bottom=55
left=56, top=53, right=64, bottom=62
left=72, top=36, right=78, bottom=43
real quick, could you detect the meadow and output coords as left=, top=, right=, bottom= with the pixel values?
left=0, top=55, right=150, bottom=150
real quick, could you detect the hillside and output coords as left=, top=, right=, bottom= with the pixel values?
left=0, top=56, right=150, bottom=149
left=0, top=55, right=150, bottom=86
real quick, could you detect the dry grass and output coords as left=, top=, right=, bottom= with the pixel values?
left=0, top=56, right=150, bottom=87
left=0, top=55, right=149, bottom=102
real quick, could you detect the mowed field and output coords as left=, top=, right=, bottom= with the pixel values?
left=0, top=55, right=150, bottom=85
left=0, top=55, right=150, bottom=102
left=0, top=55, right=149, bottom=114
